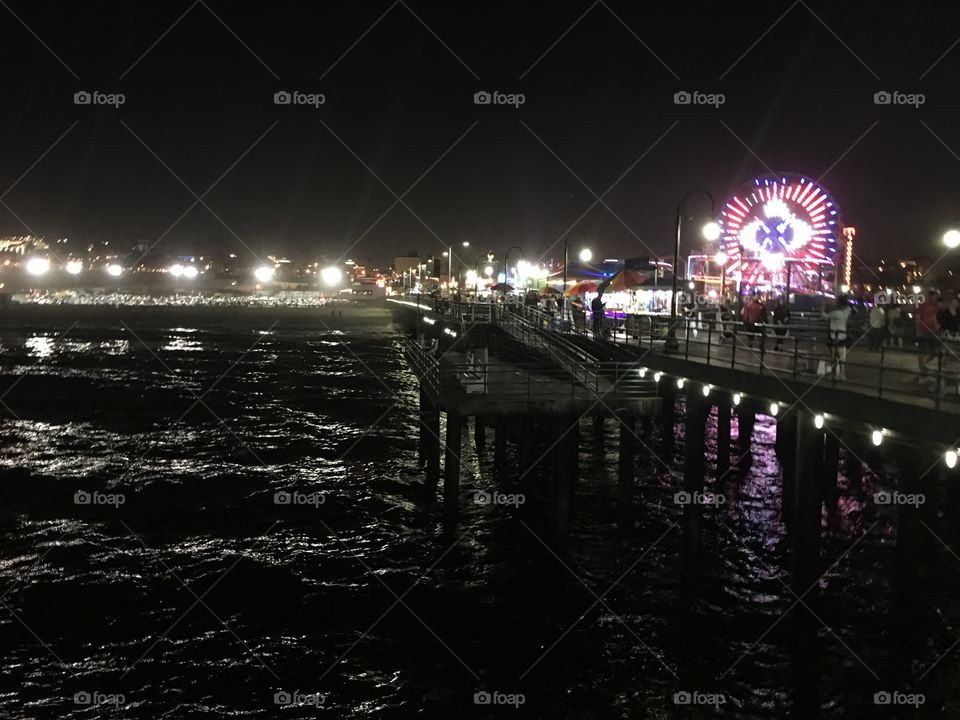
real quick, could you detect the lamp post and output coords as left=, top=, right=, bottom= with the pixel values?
left=562, top=238, right=592, bottom=320
left=444, top=240, right=470, bottom=287
left=667, top=188, right=717, bottom=350
left=503, top=246, right=523, bottom=288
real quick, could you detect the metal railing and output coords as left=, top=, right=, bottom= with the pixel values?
left=405, top=339, right=657, bottom=405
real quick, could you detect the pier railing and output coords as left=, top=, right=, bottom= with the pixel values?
left=404, top=339, right=657, bottom=406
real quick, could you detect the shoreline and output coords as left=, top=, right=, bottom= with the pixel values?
left=0, top=300, right=395, bottom=331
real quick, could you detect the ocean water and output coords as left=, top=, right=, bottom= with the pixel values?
left=0, top=317, right=957, bottom=718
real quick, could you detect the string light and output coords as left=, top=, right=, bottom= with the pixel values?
left=946, top=450, right=957, bottom=469
left=702, top=384, right=711, bottom=397
left=769, top=402, right=779, bottom=416
left=871, top=429, right=884, bottom=446
left=732, top=393, right=741, bottom=406
left=676, top=378, right=685, bottom=389
left=814, top=414, right=824, bottom=429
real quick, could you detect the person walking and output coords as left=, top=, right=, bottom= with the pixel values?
left=868, top=303, right=887, bottom=351
left=772, top=298, right=790, bottom=352
left=822, top=295, right=852, bottom=380
left=742, top=294, right=767, bottom=349
left=938, top=295, right=960, bottom=339
left=887, top=304, right=906, bottom=349
left=916, top=290, right=941, bottom=382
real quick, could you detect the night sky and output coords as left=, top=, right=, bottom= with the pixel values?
left=2, top=0, right=960, bottom=268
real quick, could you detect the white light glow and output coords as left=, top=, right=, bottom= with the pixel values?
left=814, top=414, right=824, bottom=429
left=65, top=260, right=83, bottom=275
left=638, top=368, right=647, bottom=377
left=676, top=378, right=684, bottom=389
left=732, top=392, right=741, bottom=406
left=168, top=264, right=184, bottom=277
left=871, top=429, right=883, bottom=446
left=106, top=264, right=123, bottom=277
left=654, top=372, right=662, bottom=383
left=702, top=221, right=721, bottom=241
left=714, top=251, right=728, bottom=265
left=483, top=265, right=494, bottom=276
left=578, top=248, right=592, bottom=263
left=254, top=266, right=275, bottom=283
left=702, top=384, right=711, bottom=397
left=26, top=257, right=50, bottom=276
left=946, top=450, right=958, bottom=469
left=321, top=266, right=342, bottom=286
left=945, top=230, right=960, bottom=249
left=769, top=402, right=779, bottom=416
left=182, top=266, right=199, bottom=279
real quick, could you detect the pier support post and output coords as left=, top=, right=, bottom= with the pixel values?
left=894, top=449, right=922, bottom=608
left=444, top=414, right=462, bottom=527
left=683, top=387, right=710, bottom=583
left=418, top=386, right=429, bottom=466
left=553, top=416, right=579, bottom=543
left=494, top=417, right=507, bottom=469
left=715, top=394, right=732, bottom=481
left=792, top=411, right=823, bottom=592
left=735, top=406, right=756, bottom=466
left=660, top=383, right=676, bottom=450
left=617, top=414, right=636, bottom=532
left=779, top=412, right=798, bottom=525
left=424, top=399, right=441, bottom=492
left=474, top=415, right=486, bottom=453
left=822, top=432, right=840, bottom=503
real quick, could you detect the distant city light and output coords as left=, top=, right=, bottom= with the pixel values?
left=26, top=257, right=50, bottom=276
left=946, top=449, right=958, bottom=469
left=65, top=260, right=83, bottom=275
left=944, top=230, right=960, bottom=249
left=106, top=264, right=123, bottom=277
left=168, top=264, right=184, bottom=277
left=182, top=266, right=199, bottom=279
left=465, top=270, right=478, bottom=284
left=483, top=265, right=494, bottom=276
left=254, top=266, right=275, bottom=283
left=321, top=266, right=342, bottom=286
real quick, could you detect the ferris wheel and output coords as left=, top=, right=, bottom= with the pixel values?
left=719, top=174, right=841, bottom=289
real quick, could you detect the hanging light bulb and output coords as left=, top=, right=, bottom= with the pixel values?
left=871, top=429, right=884, bottom=446
left=638, top=368, right=647, bottom=377
left=946, top=450, right=957, bottom=469
left=702, top=384, right=711, bottom=397
left=769, top=402, right=779, bottom=417
left=732, top=393, right=741, bottom=406
left=814, top=414, right=824, bottom=429
left=676, top=378, right=685, bottom=389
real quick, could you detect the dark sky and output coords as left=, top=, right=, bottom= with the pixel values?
left=2, top=0, right=960, bottom=268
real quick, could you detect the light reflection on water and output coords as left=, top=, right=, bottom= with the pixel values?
left=0, top=323, right=955, bottom=718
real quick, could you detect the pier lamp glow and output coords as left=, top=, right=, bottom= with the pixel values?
left=702, top=221, right=721, bottom=241
left=814, top=414, right=825, bottom=429
left=578, top=248, right=592, bottom=263
left=702, top=384, right=711, bottom=397
left=732, top=392, right=742, bottom=406
left=65, top=260, right=83, bottom=275
left=25, top=257, right=50, bottom=276
left=676, top=378, right=684, bottom=389
left=944, top=229, right=960, bottom=249
left=638, top=367, right=647, bottom=377
left=653, top=372, right=662, bottom=383
left=182, top=265, right=199, bottom=279
left=168, top=264, right=184, bottom=277
left=254, top=266, right=275, bottom=283
left=769, top=402, right=779, bottom=417
left=946, top=449, right=958, bottom=469
left=106, top=264, right=123, bottom=277
left=423, top=317, right=436, bottom=325
left=871, top=429, right=884, bottom=446
left=483, top=264, right=494, bottom=277
left=321, top=266, right=342, bottom=286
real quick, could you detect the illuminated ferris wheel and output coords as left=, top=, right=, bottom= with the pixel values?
left=719, top=174, right=841, bottom=290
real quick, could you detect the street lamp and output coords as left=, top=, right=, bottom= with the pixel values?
left=562, top=238, right=592, bottom=320
left=254, top=266, right=275, bottom=283
left=444, top=240, right=471, bottom=286
left=668, top=188, right=716, bottom=350
left=321, top=266, right=342, bottom=286
left=503, top=246, right=523, bottom=288
left=944, top=229, right=960, bottom=249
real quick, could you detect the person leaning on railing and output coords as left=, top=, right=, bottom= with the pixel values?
left=916, top=290, right=941, bottom=383
left=822, top=295, right=852, bottom=381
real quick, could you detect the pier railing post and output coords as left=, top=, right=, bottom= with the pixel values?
left=792, top=410, right=824, bottom=593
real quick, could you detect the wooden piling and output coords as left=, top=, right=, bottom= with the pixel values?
left=792, top=411, right=824, bottom=591
left=683, top=387, right=710, bottom=581
left=715, top=394, right=732, bottom=481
